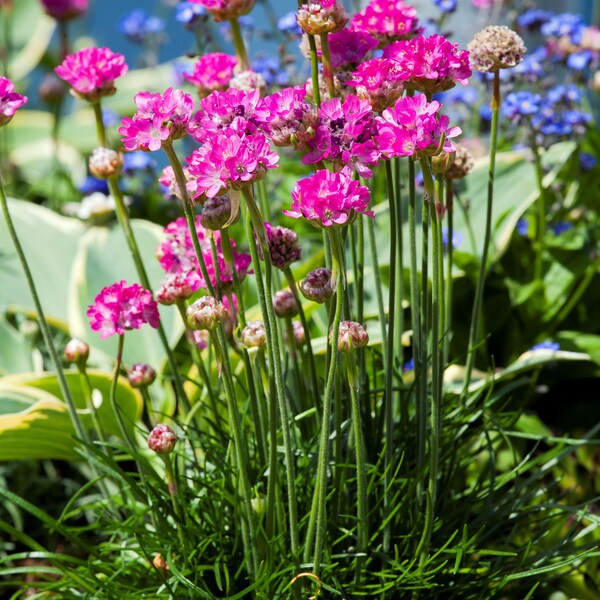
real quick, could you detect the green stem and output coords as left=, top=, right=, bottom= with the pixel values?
left=221, top=228, right=247, bottom=326
left=229, top=17, right=250, bottom=71
left=77, top=364, right=106, bottom=443
left=0, top=180, right=88, bottom=445
left=311, top=228, right=345, bottom=576
left=463, top=70, right=500, bottom=397
left=319, top=33, right=336, bottom=99
left=307, top=34, right=322, bottom=107
left=531, top=139, right=547, bottom=282
left=162, top=454, right=187, bottom=550
left=367, top=216, right=387, bottom=365
left=444, top=182, right=454, bottom=367
left=109, top=335, right=136, bottom=449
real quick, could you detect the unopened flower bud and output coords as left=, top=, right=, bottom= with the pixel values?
left=297, top=0, right=348, bottom=36
left=446, top=144, right=474, bottom=180
left=264, top=223, right=302, bottom=270
left=38, top=73, right=65, bottom=104
left=291, top=320, right=305, bottom=346
left=147, top=423, right=178, bottom=454
left=201, top=0, right=255, bottom=21
left=300, top=267, right=333, bottom=303
left=64, top=338, right=89, bottom=365
left=187, top=296, right=228, bottom=331
left=273, top=290, right=297, bottom=318
left=156, top=272, right=200, bottom=305
left=468, top=26, right=526, bottom=73
left=152, top=553, right=169, bottom=576
left=432, top=151, right=454, bottom=175
left=89, top=147, right=123, bottom=179
left=334, top=320, right=369, bottom=353
left=241, top=320, right=267, bottom=349
left=40, top=0, right=89, bottom=20
left=128, top=363, right=156, bottom=388
left=200, top=195, right=232, bottom=230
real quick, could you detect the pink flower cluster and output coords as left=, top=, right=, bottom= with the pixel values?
left=383, top=34, right=472, bottom=94
left=55, top=47, right=128, bottom=101
left=87, top=281, right=160, bottom=339
left=189, top=0, right=255, bottom=21
left=303, top=94, right=380, bottom=178
left=284, top=169, right=373, bottom=227
left=156, top=217, right=251, bottom=290
left=350, top=0, right=421, bottom=44
left=40, top=0, right=88, bottom=20
left=328, top=29, right=379, bottom=69
left=119, top=88, right=195, bottom=152
left=347, top=58, right=409, bottom=112
left=253, top=87, right=317, bottom=148
left=0, top=77, right=27, bottom=126
left=184, top=53, right=237, bottom=97
left=374, top=94, right=461, bottom=160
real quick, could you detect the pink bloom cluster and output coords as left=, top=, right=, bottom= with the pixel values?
left=55, top=47, right=128, bottom=101
left=40, top=0, right=88, bottom=20
left=350, top=0, right=421, bottom=44
left=284, top=169, right=373, bottom=227
left=87, top=281, right=160, bottom=339
left=119, top=88, right=195, bottom=152
left=383, top=34, right=472, bottom=94
left=0, top=77, right=27, bottom=126
left=303, top=94, right=380, bottom=178
left=189, top=0, right=255, bottom=21
left=328, top=29, right=379, bottom=69
left=156, top=217, right=251, bottom=290
left=156, top=271, right=202, bottom=305
left=254, top=87, right=317, bottom=148
left=184, top=53, right=237, bottom=97
left=347, top=58, right=409, bottom=112
left=375, top=94, right=461, bottom=159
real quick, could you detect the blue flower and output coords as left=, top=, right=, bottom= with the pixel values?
left=251, top=54, right=288, bottom=86
left=579, top=152, right=597, bottom=171
left=517, top=9, right=554, bottom=29
left=546, top=84, right=582, bottom=106
left=403, top=359, right=415, bottom=372
left=503, top=91, right=541, bottom=121
left=530, top=340, right=560, bottom=352
left=442, top=228, right=463, bottom=251
left=513, top=46, right=547, bottom=79
left=433, top=0, right=457, bottom=12
left=551, top=221, right=573, bottom=235
left=278, top=11, right=301, bottom=36
left=79, top=176, right=109, bottom=195
left=220, top=15, right=253, bottom=43
left=175, top=2, right=206, bottom=30
left=101, top=107, right=121, bottom=128
left=541, top=13, right=586, bottom=44
left=123, top=151, right=156, bottom=173
left=516, top=218, right=529, bottom=236
left=479, top=104, right=492, bottom=122
left=118, top=10, right=166, bottom=45
left=567, top=50, right=593, bottom=71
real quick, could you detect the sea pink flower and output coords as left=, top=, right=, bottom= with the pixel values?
left=328, top=29, right=379, bottom=69
left=383, top=34, right=471, bottom=94
left=263, top=222, right=302, bottom=269
left=284, top=168, right=373, bottom=227
left=374, top=94, right=461, bottom=159
left=254, top=86, right=317, bottom=148
left=156, top=271, right=202, bottom=305
left=186, top=129, right=279, bottom=199
left=39, top=0, right=88, bottom=20
left=55, top=47, right=128, bottom=101
left=0, top=77, right=27, bottom=126
left=184, top=53, right=237, bottom=97
left=350, top=0, right=421, bottom=45
left=156, top=216, right=251, bottom=290
left=87, top=280, right=160, bottom=339
left=346, top=58, right=409, bottom=112
left=189, top=0, right=255, bottom=22
left=302, top=93, right=380, bottom=178
left=119, top=87, right=195, bottom=152
left=147, top=424, right=178, bottom=454
left=297, top=0, right=348, bottom=36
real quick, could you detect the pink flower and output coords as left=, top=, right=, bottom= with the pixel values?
left=263, top=222, right=302, bottom=269
left=184, top=53, right=237, bottom=97
left=0, top=77, right=27, bottom=126
left=156, top=271, right=202, bottom=305
left=87, top=281, right=160, bottom=339
left=297, top=0, right=348, bottom=36
left=303, top=94, right=380, bottom=178
left=55, top=47, right=128, bottom=101
left=254, top=86, right=317, bottom=148
left=189, top=0, right=255, bottom=22
left=383, top=34, right=471, bottom=94
left=350, top=0, right=421, bottom=44
left=39, top=0, right=88, bottom=20
left=284, top=168, right=373, bottom=227
left=156, top=216, right=251, bottom=290
left=328, top=29, right=379, bottom=69
left=374, top=94, right=461, bottom=159
left=147, top=424, right=178, bottom=454
left=119, top=87, right=195, bottom=152
left=347, top=58, right=409, bottom=112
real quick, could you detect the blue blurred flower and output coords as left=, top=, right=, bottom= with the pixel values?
left=551, top=221, right=573, bottom=235
left=123, top=151, right=156, bottom=173
left=546, top=83, right=582, bottom=106
left=479, top=104, right=492, bottom=122
left=278, top=11, right=301, bottom=36
left=513, top=46, right=547, bottom=80
left=403, top=358, right=415, bottom=372
left=503, top=91, right=541, bottom=121
left=118, top=10, right=166, bottom=45
left=433, top=0, right=457, bottom=12
left=251, top=54, right=288, bottom=86
left=176, top=1, right=206, bottom=30
left=541, top=13, right=586, bottom=44
left=79, top=176, right=109, bottom=195
left=579, top=152, right=597, bottom=171
left=517, top=8, right=554, bottom=30
left=101, top=107, right=121, bottom=127
left=567, top=50, right=593, bottom=71
left=516, top=218, right=529, bottom=236
left=442, top=228, right=463, bottom=251
left=530, top=340, right=560, bottom=351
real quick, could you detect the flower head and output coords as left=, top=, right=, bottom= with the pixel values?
left=128, top=363, right=157, bottom=388
left=40, top=0, right=88, bottom=20
left=263, top=222, right=302, bottom=270
left=190, top=0, right=256, bottom=22
left=89, top=147, right=123, bottom=179
left=200, top=195, right=233, bottom=230
left=273, top=290, right=297, bottom=318
left=0, top=77, right=27, bottom=126
left=300, top=267, right=333, bottom=303
left=328, top=29, right=379, bottom=69
left=118, top=10, right=166, bottom=45
left=87, top=281, right=160, bottom=339
left=445, top=144, right=474, bottom=180
left=285, top=169, right=373, bottom=227
left=350, top=0, right=421, bottom=45
left=156, top=271, right=201, bottom=305
left=297, top=0, right=348, bottom=36
left=55, top=47, right=128, bottom=101
left=334, top=320, right=369, bottom=352
left=184, top=53, right=237, bottom=97
left=64, top=338, right=90, bottom=365
left=468, top=26, right=526, bottom=73
left=187, top=296, right=228, bottom=330
left=148, top=424, right=178, bottom=454
left=241, top=320, right=266, bottom=348
left=119, top=87, right=195, bottom=152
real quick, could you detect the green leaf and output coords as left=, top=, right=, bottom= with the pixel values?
left=0, top=316, right=32, bottom=375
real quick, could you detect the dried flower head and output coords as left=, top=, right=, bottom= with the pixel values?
left=0, top=77, right=28, bottom=126
left=89, top=147, right=123, bottom=179
left=64, top=338, right=90, bottom=365
left=229, top=70, right=267, bottom=93
left=147, top=423, right=178, bottom=454
left=128, top=363, right=157, bottom=388
left=187, top=296, right=228, bottom=330
left=468, top=26, right=526, bottom=73
left=300, top=267, right=333, bottom=303
left=445, top=144, right=474, bottom=180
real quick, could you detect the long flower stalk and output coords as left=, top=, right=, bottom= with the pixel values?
left=307, top=34, right=322, bottom=107
left=228, top=17, right=250, bottom=71
left=319, top=33, right=336, bottom=99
